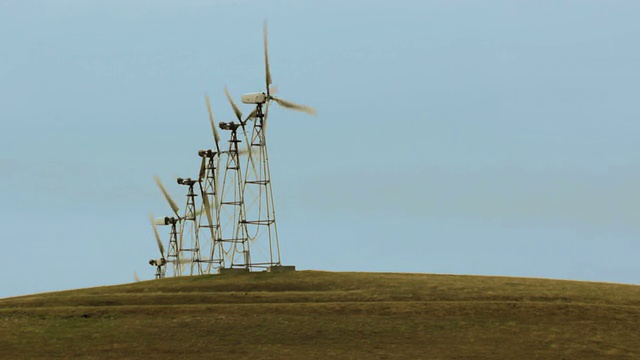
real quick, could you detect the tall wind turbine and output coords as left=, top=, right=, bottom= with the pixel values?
left=230, top=21, right=316, bottom=270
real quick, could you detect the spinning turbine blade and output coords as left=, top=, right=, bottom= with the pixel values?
left=205, top=95, right=221, bottom=151
left=154, top=176, right=180, bottom=218
left=201, top=189, right=215, bottom=239
left=225, top=86, right=257, bottom=178
left=272, top=96, right=317, bottom=115
left=238, top=147, right=256, bottom=159
left=224, top=86, right=243, bottom=122
left=149, top=212, right=165, bottom=258
left=260, top=22, right=316, bottom=118
left=213, top=156, right=221, bottom=211
left=237, top=142, right=257, bottom=184
left=173, top=258, right=193, bottom=265
left=240, top=125, right=258, bottom=179
left=133, top=272, right=140, bottom=282
left=264, top=20, right=272, bottom=94
left=199, top=156, right=206, bottom=180
left=245, top=108, right=258, bottom=122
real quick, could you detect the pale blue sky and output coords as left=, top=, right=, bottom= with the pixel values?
left=1, top=1, right=639, bottom=298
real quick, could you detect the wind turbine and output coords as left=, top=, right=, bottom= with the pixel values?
left=230, top=21, right=316, bottom=270
left=217, top=120, right=251, bottom=270
left=196, top=96, right=224, bottom=272
left=148, top=212, right=168, bottom=279
left=153, top=175, right=188, bottom=275
left=240, top=22, right=317, bottom=117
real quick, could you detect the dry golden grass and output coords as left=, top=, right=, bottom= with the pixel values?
left=1, top=271, right=639, bottom=359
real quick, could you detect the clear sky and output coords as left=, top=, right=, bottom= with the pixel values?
left=1, top=1, right=639, bottom=298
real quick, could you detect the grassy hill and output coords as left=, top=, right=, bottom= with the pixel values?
left=1, top=270, right=639, bottom=359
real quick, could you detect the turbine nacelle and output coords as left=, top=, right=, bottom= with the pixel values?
left=149, top=258, right=167, bottom=267
left=241, top=92, right=267, bottom=104
left=153, top=216, right=178, bottom=226
left=198, top=149, right=216, bottom=158
left=219, top=121, right=241, bottom=131
left=177, top=177, right=197, bottom=186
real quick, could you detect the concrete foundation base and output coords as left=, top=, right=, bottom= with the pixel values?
left=267, top=265, right=296, bottom=273
left=219, top=267, right=250, bottom=274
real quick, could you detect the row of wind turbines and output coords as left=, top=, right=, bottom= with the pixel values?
left=148, top=22, right=316, bottom=279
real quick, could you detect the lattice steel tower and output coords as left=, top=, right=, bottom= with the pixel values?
left=177, top=177, right=202, bottom=276
left=221, top=23, right=316, bottom=271
left=197, top=149, right=223, bottom=272
left=242, top=104, right=280, bottom=269
left=218, top=121, right=250, bottom=269
left=164, top=217, right=180, bottom=276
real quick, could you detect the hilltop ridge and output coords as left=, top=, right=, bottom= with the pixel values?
left=1, top=271, right=639, bottom=359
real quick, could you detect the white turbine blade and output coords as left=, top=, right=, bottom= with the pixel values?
left=240, top=125, right=258, bottom=179
left=263, top=108, right=269, bottom=132
left=213, top=156, right=221, bottom=211
left=272, top=96, right=317, bottom=116
left=154, top=176, right=180, bottom=218
left=205, top=95, right=221, bottom=151
left=133, top=272, right=141, bottom=282
left=171, top=258, right=192, bottom=265
left=264, top=20, right=272, bottom=94
left=238, top=144, right=258, bottom=178
left=201, top=189, right=214, bottom=239
left=199, top=156, right=206, bottom=180
left=224, top=86, right=243, bottom=122
left=244, top=108, right=258, bottom=122
left=149, top=212, right=165, bottom=258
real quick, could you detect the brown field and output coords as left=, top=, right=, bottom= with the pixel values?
left=1, top=270, right=639, bottom=359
